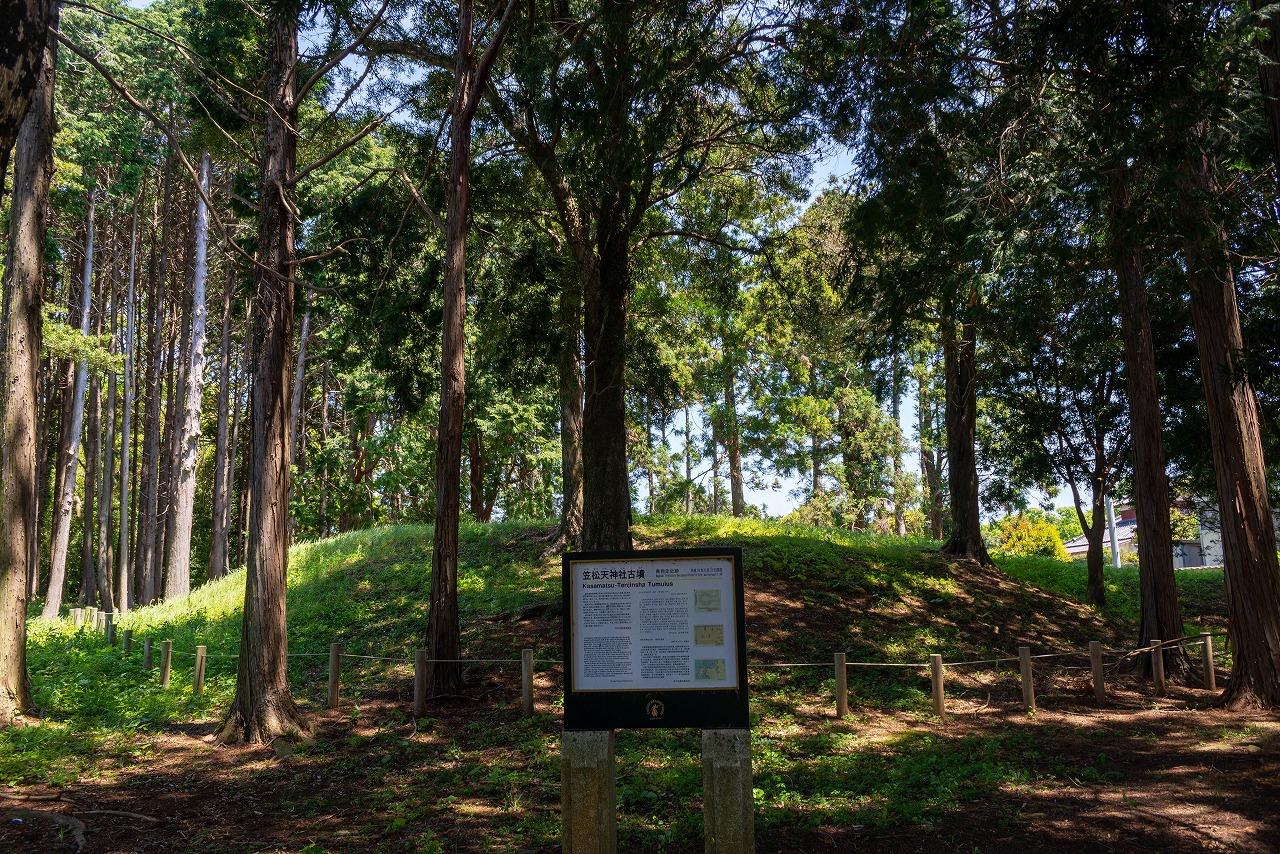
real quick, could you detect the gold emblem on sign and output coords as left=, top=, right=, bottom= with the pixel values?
left=646, top=699, right=665, bottom=720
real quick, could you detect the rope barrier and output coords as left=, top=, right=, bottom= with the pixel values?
left=77, top=622, right=1233, bottom=676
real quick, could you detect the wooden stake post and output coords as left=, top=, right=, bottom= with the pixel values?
left=1150, top=639, right=1166, bottom=695
left=328, top=643, right=341, bottom=709
left=143, top=638, right=154, bottom=670
left=521, top=648, right=534, bottom=716
left=1200, top=633, right=1216, bottom=691
left=1089, top=641, right=1105, bottom=702
left=160, top=640, right=173, bottom=688
left=1018, top=646, right=1035, bottom=712
left=193, top=646, right=207, bottom=694
left=413, top=649, right=428, bottom=718
left=930, top=654, right=945, bottom=717
left=834, top=653, right=848, bottom=718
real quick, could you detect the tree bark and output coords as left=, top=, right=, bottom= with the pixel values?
left=556, top=269, right=584, bottom=544
left=0, top=1, right=50, bottom=716
left=208, top=272, right=234, bottom=580
left=163, top=152, right=212, bottom=601
left=218, top=9, right=308, bottom=745
left=42, top=190, right=95, bottom=618
left=1178, top=145, right=1280, bottom=707
left=1106, top=167, right=1187, bottom=675
left=939, top=316, right=991, bottom=564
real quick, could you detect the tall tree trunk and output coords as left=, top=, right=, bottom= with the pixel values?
left=0, top=0, right=49, bottom=208
left=556, top=270, right=584, bottom=544
left=427, top=0, right=481, bottom=698
left=116, top=200, right=137, bottom=612
left=683, top=404, right=694, bottom=514
left=939, top=316, right=991, bottom=564
left=423, top=0, right=516, bottom=694
left=81, top=368, right=100, bottom=606
left=467, top=430, right=485, bottom=520
left=164, top=152, right=212, bottom=601
left=135, top=157, right=171, bottom=606
left=0, top=0, right=51, bottom=716
left=209, top=272, right=234, bottom=580
left=1069, top=480, right=1108, bottom=608
left=29, top=359, right=53, bottom=599
left=218, top=10, right=308, bottom=745
left=917, top=367, right=945, bottom=540
left=288, top=289, right=310, bottom=467
left=95, top=278, right=117, bottom=610
left=158, top=265, right=190, bottom=598
left=580, top=229, right=633, bottom=551
left=1249, top=0, right=1280, bottom=181
left=42, top=190, right=95, bottom=618
left=890, top=350, right=907, bottom=536
left=1178, top=144, right=1280, bottom=707
left=316, top=363, right=328, bottom=533
left=1106, top=167, right=1187, bottom=675
left=723, top=357, right=745, bottom=517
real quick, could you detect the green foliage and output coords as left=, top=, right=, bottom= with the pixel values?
left=988, top=513, right=1069, bottom=560
left=1170, top=509, right=1200, bottom=541
left=41, top=305, right=123, bottom=377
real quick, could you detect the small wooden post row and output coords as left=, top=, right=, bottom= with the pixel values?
left=122, top=629, right=133, bottom=654
left=106, top=614, right=116, bottom=646
left=143, top=638, right=154, bottom=671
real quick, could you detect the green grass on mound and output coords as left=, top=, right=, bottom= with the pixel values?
left=5, top=515, right=1227, bottom=797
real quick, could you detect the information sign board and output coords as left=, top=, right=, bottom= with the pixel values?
left=563, top=547, right=749, bottom=730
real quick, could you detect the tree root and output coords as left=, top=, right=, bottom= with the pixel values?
left=216, top=691, right=312, bottom=746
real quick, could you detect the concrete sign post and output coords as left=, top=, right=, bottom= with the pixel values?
left=561, top=548, right=752, bottom=853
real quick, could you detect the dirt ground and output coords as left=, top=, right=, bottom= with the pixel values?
left=2, top=672, right=1277, bottom=854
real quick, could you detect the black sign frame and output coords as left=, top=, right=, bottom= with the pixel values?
left=562, top=546, right=750, bottom=731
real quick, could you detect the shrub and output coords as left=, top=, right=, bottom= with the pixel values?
left=988, top=513, right=1069, bottom=560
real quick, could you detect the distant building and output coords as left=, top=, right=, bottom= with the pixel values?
left=1063, top=505, right=1204, bottom=568
left=1195, top=506, right=1280, bottom=568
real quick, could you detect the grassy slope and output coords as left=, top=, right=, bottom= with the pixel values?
left=2, top=516, right=1232, bottom=847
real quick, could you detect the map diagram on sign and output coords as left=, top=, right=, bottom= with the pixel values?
left=694, top=589, right=721, bottom=612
